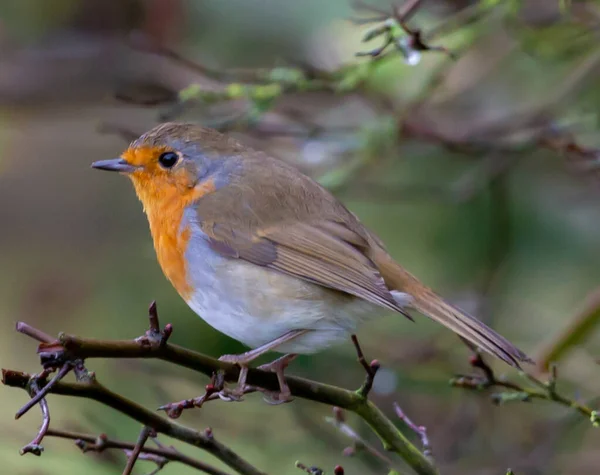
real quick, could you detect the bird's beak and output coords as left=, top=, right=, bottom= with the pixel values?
left=91, top=158, right=138, bottom=173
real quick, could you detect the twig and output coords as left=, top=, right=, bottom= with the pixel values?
left=122, top=426, right=152, bottom=475
left=393, top=403, right=432, bottom=460
left=15, top=363, right=72, bottom=419
left=123, top=450, right=167, bottom=474
left=158, top=371, right=259, bottom=418
left=351, top=334, right=380, bottom=398
left=15, top=322, right=54, bottom=344
left=135, top=302, right=173, bottom=348
left=19, top=377, right=50, bottom=456
left=3, top=319, right=438, bottom=475
left=450, top=353, right=599, bottom=426
left=3, top=369, right=265, bottom=475
left=327, top=407, right=395, bottom=468
left=47, top=429, right=231, bottom=475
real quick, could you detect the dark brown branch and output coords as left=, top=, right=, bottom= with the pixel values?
left=15, top=364, right=72, bottom=419
left=4, top=321, right=438, bottom=475
left=122, top=426, right=152, bottom=475
left=15, top=322, right=54, bottom=344
left=2, top=370, right=266, bottom=475
left=47, top=429, right=231, bottom=475
left=350, top=334, right=380, bottom=398
left=19, top=377, right=50, bottom=456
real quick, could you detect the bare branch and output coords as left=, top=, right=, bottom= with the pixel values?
left=393, top=403, right=432, bottom=460
left=47, top=429, right=231, bottom=475
left=3, top=317, right=438, bottom=475
left=19, top=377, right=50, bottom=456
left=327, top=407, right=395, bottom=467
left=351, top=334, right=380, bottom=398
left=122, top=426, right=152, bottom=475
left=15, top=364, right=72, bottom=419
left=16, top=322, right=54, bottom=344
left=2, top=370, right=267, bottom=475
left=450, top=353, right=599, bottom=426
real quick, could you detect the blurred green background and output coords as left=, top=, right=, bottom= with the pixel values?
left=1, top=0, right=600, bottom=474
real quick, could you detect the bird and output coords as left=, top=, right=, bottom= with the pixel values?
left=92, top=122, right=532, bottom=402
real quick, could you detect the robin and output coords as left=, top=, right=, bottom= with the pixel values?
left=92, top=122, right=531, bottom=402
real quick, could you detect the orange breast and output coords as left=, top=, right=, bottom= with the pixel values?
left=132, top=175, right=217, bottom=301
left=147, top=200, right=194, bottom=300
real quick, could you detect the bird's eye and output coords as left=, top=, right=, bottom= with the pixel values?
left=158, top=151, right=179, bottom=169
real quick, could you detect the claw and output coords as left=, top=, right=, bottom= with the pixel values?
left=257, top=353, right=297, bottom=404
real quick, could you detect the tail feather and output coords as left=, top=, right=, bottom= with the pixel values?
left=413, top=289, right=532, bottom=367
left=375, top=252, right=533, bottom=367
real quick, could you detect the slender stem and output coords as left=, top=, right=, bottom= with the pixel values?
left=47, top=429, right=231, bottom=475
left=122, top=426, right=151, bottom=475
left=15, top=364, right=72, bottom=419
left=393, top=403, right=432, bottom=460
left=15, top=322, right=54, bottom=344
left=20, top=377, right=51, bottom=456
left=350, top=334, right=379, bottom=398
left=451, top=355, right=598, bottom=423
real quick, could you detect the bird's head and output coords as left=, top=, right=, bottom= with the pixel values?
left=91, top=122, right=245, bottom=211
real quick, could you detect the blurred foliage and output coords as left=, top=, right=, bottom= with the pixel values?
left=1, top=0, right=600, bottom=474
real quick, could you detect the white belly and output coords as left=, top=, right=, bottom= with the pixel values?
left=183, top=221, right=379, bottom=354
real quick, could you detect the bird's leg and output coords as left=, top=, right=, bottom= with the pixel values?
left=257, top=353, right=298, bottom=404
left=218, top=329, right=310, bottom=400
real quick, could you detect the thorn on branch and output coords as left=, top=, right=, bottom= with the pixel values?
left=351, top=334, right=379, bottom=398
left=15, top=322, right=55, bottom=344
left=135, top=301, right=173, bottom=347
left=393, top=402, right=433, bottom=460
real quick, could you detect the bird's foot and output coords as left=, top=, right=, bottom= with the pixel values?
left=218, top=354, right=251, bottom=400
left=257, top=353, right=297, bottom=405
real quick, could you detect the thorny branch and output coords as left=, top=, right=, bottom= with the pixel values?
left=3, top=302, right=438, bottom=475
left=451, top=353, right=600, bottom=427
left=46, top=428, right=231, bottom=475
left=3, top=368, right=266, bottom=475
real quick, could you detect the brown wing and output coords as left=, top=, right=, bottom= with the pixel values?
left=201, top=219, right=412, bottom=318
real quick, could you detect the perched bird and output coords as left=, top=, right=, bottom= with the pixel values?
left=92, top=122, right=531, bottom=401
